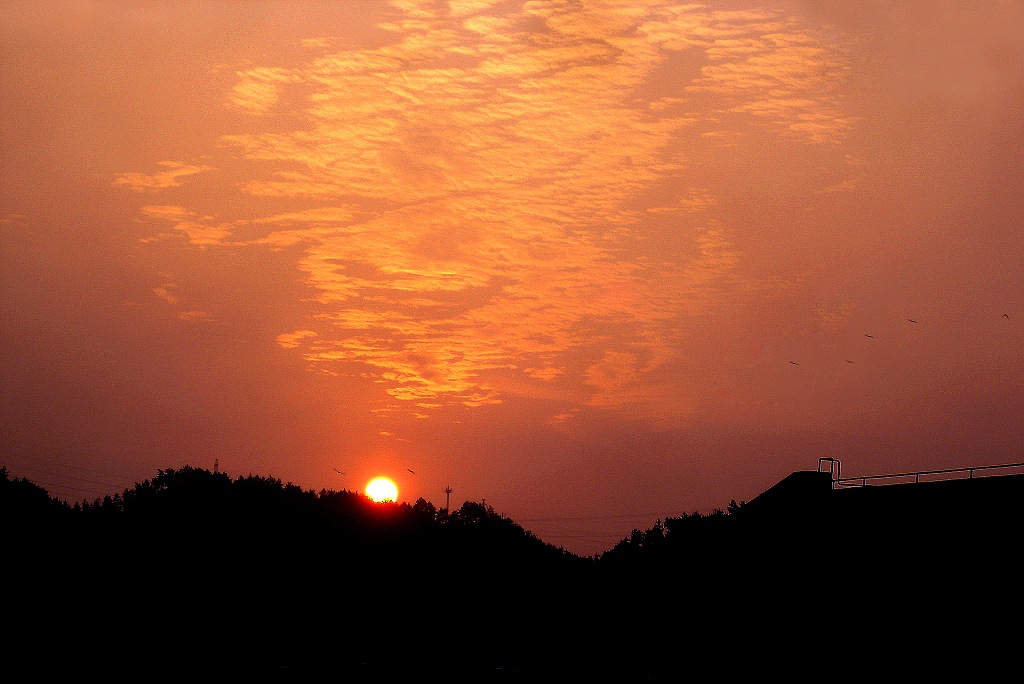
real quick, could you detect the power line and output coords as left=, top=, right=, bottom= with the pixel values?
left=13, top=478, right=110, bottom=499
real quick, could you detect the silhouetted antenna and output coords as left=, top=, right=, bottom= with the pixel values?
left=214, top=459, right=219, bottom=474
left=444, top=485, right=452, bottom=512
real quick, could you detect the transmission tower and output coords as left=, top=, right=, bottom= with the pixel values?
left=444, top=485, right=452, bottom=512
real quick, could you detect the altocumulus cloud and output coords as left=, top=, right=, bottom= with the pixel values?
left=117, top=0, right=857, bottom=425
left=113, top=161, right=213, bottom=191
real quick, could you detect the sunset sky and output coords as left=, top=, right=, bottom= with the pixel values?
left=3, top=0, right=1023, bottom=556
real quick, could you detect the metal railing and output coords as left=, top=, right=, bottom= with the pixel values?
left=831, top=462, right=1024, bottom=489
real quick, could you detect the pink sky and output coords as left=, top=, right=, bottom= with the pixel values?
left=3, top=0, right=1023, bottom=555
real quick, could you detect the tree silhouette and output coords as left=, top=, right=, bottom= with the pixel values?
left=4, top=462, right=1023, bottom=678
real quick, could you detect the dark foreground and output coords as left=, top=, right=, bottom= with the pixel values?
left=7, top=468, right=1023, bottom=679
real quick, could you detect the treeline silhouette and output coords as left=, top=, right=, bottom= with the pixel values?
left=4, top=464, right=1020, bottom=679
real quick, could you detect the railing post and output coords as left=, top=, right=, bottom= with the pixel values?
left=818, top=457, right=841, bottom=487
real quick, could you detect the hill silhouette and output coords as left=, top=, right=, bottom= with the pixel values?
left=4, top=464, right=1021, bottom=679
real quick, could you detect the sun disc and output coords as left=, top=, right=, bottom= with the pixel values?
left=365, top=476, right=398, bottom=503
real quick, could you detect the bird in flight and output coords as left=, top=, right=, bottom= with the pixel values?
left=908, top=319, right=917, bottom=323
left=864, top=334, right=874, bottom=338
left=846, top=360, right=855, bottom=363
left=1003, top=313, right=1010, bottom=319
left=333, top=468, right=344, bottom=475
left=407, top=468, right=415, bottom=474
left=789, top=361, right=799, bottom=365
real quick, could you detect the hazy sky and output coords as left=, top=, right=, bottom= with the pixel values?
left=3, top=0, right=1023, bottom=555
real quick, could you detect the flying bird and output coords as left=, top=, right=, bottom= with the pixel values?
left=789, top=361, right=799, bottom=365
left=1003, top=313, right=1010, bottom=319
left=333, top=468, right=344, bottom=475
left=864, top=334, right=874, bottom=338
left=407, top=468, right=415, bottom=474
left=908, top=319, right=917, bottom=323
left=846, top=360, right=855, bottom=363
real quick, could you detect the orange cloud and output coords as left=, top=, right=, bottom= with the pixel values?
left=140, top=206, right=232, bottom=246
left=152, top=282, right=213, bottom=323
left=177, top=310, right=215, bottom=322
left=230, top=67, right=302, bottom=113
left=113, top=161, right=213, bottom=191
left=276, top=330, right=319, bottom=349
left=686, top=21, right=855, bottom=143
left=153, top=286, right=178, bottom=305
left=125, top=0, right=858, bottom=424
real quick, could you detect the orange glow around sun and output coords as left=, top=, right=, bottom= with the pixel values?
left=365, top=476, right=398, bottom=503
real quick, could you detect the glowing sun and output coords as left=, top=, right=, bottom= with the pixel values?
left=365, top=476, right=398, bottom=503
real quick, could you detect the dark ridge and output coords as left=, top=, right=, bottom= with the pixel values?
left=4, top=463, right=1022, bottom=679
